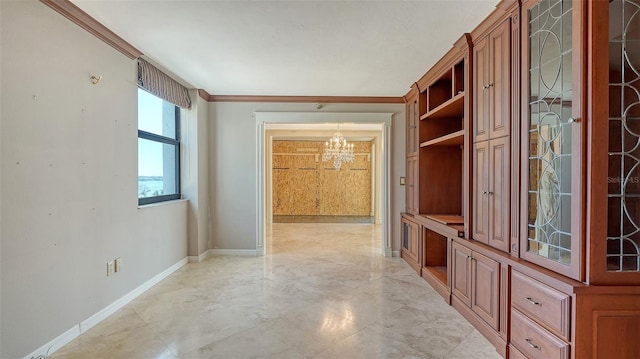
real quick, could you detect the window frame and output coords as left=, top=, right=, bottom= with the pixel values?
left=137, top=99, right=181, bottom=206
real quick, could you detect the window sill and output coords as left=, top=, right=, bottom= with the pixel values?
left=138, top=198, right=188, bottom=209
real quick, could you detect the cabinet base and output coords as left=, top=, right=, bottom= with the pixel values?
left=451, top=295, right=506, bottom=358
left=421, top=267, right=451, bottom=304
left=400, top=251, right=421, bottom=275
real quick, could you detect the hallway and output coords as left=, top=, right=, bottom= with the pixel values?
left=53, top=223, right=499, bottom=358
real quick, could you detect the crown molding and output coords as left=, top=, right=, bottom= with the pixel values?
left=197, top=89, right=211, bottom=101
left=206, top=95, right=404, bottom=104
left=40, top=0, right=143, bottom=60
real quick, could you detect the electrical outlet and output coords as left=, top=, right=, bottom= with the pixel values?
left=107, top=260, right=115, bottom=276
left=114, top=257, right=121, bottom=272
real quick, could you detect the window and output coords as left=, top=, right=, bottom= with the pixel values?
left=138, top=88, right=181, bottom=205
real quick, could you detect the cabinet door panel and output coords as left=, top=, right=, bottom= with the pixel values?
left=520, top=0, right=582, bottom=280
left=406, top=96, right=419, bottom=157
left=600, top=0, right=640, bottom=283
left=451, top=242, right=472, bottom=307
left=407, top=101, right=413, bottom=155
left=409, top=220, right=420, bottom=263
left=474, top=36, right=491, bottom=142
left=473, top=141, right=489, bottom=244
left=489, top=137, right=510, bottom=252
left=401, top=217, right=421, bottom=274
left=406, top=156, right=418, bottom=214
left=489, top=18, right=511, bottom=139
left=471, top=251, right=500, bottom=330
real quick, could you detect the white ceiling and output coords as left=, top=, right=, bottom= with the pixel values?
left=72, top=0, right=499, bottom=97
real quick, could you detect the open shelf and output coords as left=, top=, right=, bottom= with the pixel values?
left=426, top=214, right=464, bottom=225
left=424, top=266, right=448, bottom=284
left=420, top=226, right=449, bottom=300
left=420, top=130, right=464, bottom=147
left=421, top=92, right=465, bottom=120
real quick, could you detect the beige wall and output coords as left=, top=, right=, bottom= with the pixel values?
left=209, top=102, right=406, bottom=252
left=183, top=93, right=211, bottom=257
left=0, top=1, right=408, bottom=357
left=0, top=1, right=190, bottom=357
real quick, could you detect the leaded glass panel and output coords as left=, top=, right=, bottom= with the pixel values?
left=607, top=0, right=640, bottom=272
left=527, top=0, right=573, bottom=265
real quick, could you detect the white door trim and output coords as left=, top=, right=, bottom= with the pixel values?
left=255, top=112, right=393, bottom=256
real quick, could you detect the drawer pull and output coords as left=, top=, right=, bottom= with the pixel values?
left=525, top=338, right=541, bottom=350
left=525, top=297, right=541, bottom=306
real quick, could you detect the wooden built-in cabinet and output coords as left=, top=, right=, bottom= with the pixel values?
left=406, top=156, right=418, bottom=215
left=405, top=85, right=419, bottom=158
left=473, top=136, right=511, bottom=252
left=451, top=241, right=501, bottom=331
left=401, top=0, right=640, bottom=357
left=472, top=4, right=517, bottom=255
left=405, top=86, right=420, bottom=215
left=401, top=34, right=472, bottom=303
left=473, top=18, right=512, bottom=142
left=422, top=227, right=452, bottom=301
left=519, top=0, right=584, bottom=281
left=401, top=214, right=421, bottom=274
left=416, top=34, right=470, bottom=224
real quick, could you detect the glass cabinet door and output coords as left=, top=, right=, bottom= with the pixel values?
left=521, top=0, right=583, bottom=280
left=607, top=0, right=640, bottom=274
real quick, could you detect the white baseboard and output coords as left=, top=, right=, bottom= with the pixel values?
left=392, top=250, right=400, bottom=257
left=209, top=249, right=257, bottom=256
left=23, top=325, right=80, bottom=359
left=23, top=257, right=188, bottom=359
left=188, top=249, right=212, bottom=263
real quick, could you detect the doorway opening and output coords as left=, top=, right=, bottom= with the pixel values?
left=255, top=112, right=393, bottom=256
left=271, top=138, right=374, bottom=224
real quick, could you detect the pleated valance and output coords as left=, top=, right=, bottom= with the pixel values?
left=137, top=58, right=192, bottom=109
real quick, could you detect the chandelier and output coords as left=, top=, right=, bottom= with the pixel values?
left=322, top=130, right=354, bottom=170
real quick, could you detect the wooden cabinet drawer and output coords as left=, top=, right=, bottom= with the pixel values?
left=511, top=270, right=571, bottom=340
left=511, top=309, right=569, bottom=359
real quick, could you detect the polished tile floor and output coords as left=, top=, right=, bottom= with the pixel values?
left=273, top=215, right=374, bottom=223
left=53, top=223, right=500, bottom=359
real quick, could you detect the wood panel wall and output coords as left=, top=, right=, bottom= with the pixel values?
left=272, top=140, right=372, bottom=216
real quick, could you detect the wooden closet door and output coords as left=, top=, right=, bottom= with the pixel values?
left=473, top=141, right=489, bottom=244
left=407, top=156, right=418, bottom=214
left=489, top=18, right=511, bottom=140
left=474, top=36, right=491, bottom=143
left=471, top=251, right=500, bottom=331
left=451, top=241, right=472, bottom=307
left=488, top=137, right=510, bottom=252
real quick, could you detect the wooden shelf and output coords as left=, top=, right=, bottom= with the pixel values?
left=426, top=214, right=464, bottom=225
left=424, top=266, right=448, bottom=284
left=421, top=92, right=465, bottom=120
left=420, top=130, right=464, bottom=147
left=421, top=264, right=451, bottom=301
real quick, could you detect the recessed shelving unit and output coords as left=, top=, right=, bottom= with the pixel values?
left=422, top=226, right=449, bottom=296
left=418, top=56, right=467, bottom=220
left=412, top=39, right=470, bottom=300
